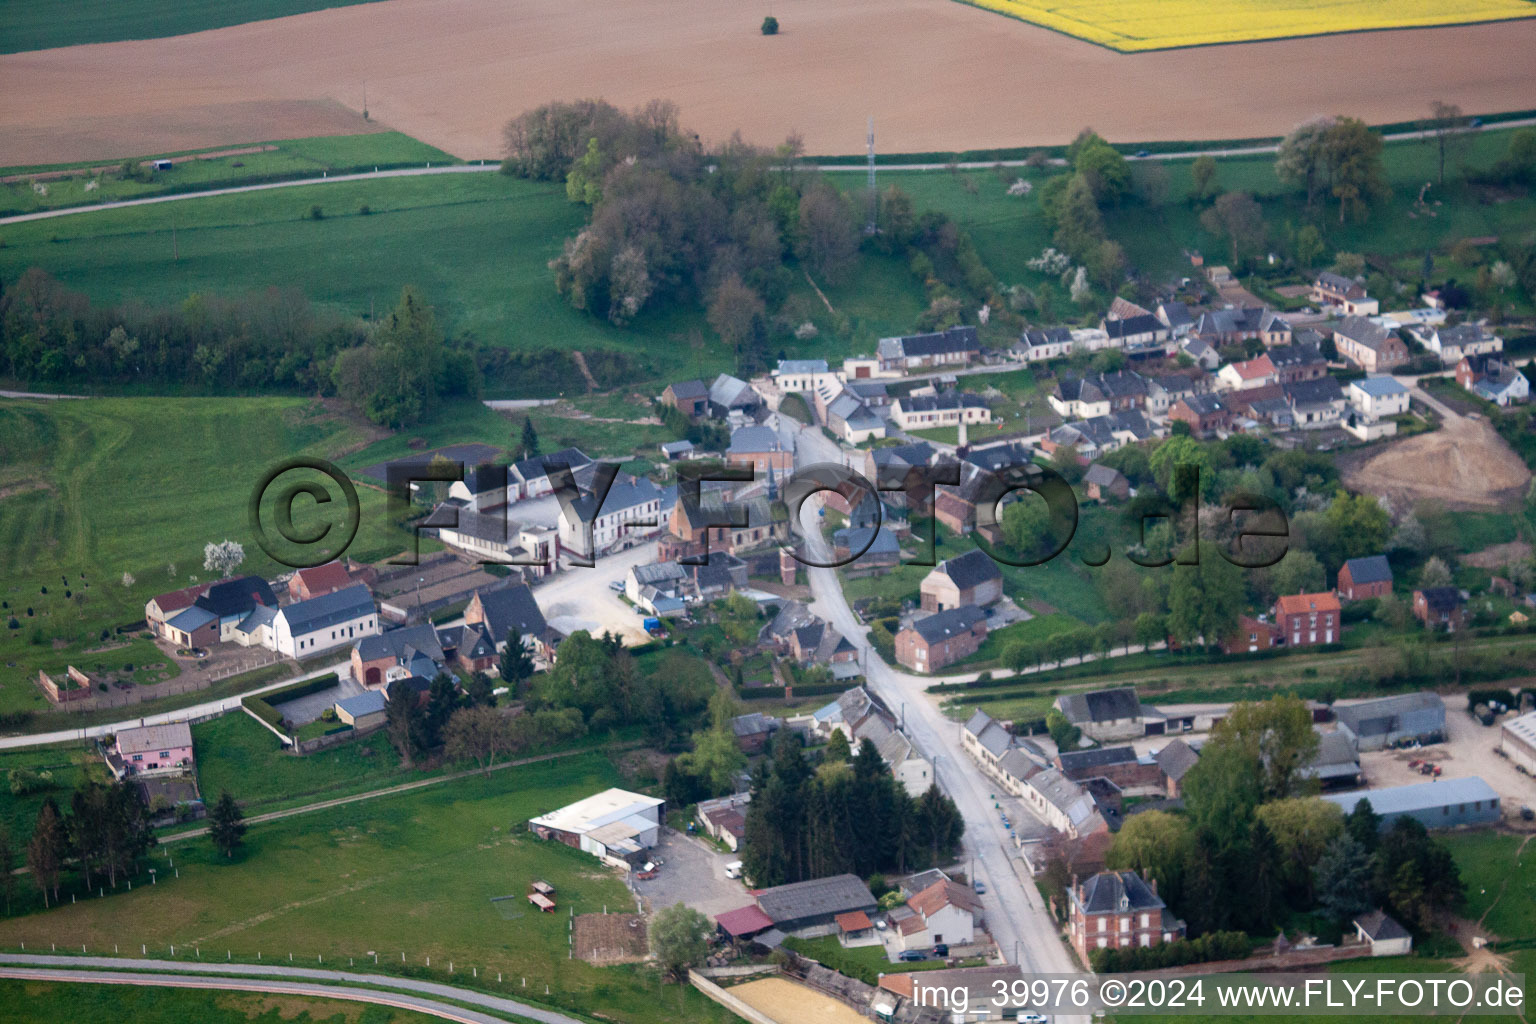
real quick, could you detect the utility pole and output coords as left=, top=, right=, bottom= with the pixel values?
left=864, top=117, right=877, bottom=235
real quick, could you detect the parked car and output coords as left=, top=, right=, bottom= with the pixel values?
left=1018, top=1014, right=1050, bottom=1024
left=932, top=943, right=949, bottom=958
left=898, top=950, right=927, bottom=962
left=974, top=880, right=987, bottom=894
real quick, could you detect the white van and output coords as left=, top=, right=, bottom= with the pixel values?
left=725, top=860, right=743, bottom=879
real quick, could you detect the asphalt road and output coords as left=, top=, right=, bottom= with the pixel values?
left=0, top=954, right=582, bottom=1024
left=784, top=416, right=1084, bottom=997
left=10, top=115, right=1534, bottom=227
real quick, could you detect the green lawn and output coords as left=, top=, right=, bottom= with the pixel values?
left=956, top=612, right=1084, bottom=670
left=0, top=742, right=106, bottom=846
left=0, top=133, right=456, bottom=215
left=0, top=980, right=445, bottom=1024
left=0, top=395, right=410, bottom=718
left=0, top=0, right=390, bottom=53
left=0, top=751, right=735, bottom=1024
left=1443, top=829, right=1536, bottom=941
left=782, top=935, right=957, bottom=986
left=0, top=171, right=919, bottom=390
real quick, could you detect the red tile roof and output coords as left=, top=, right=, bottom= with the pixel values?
left=148, top=581, right=212, bottom=616
left=1275, top=592, right=1341, bottom=616
left=293, top=561, right=353, bottom=594
left=715, top=905, right=775, bottom=937
left=1231, top=354, right=1276, bottom=380
left=835, top=911, right=873, bottom=932
left=908, top=879, right=981, bottom=919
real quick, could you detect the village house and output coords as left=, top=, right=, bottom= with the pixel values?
left=1181, top=336, right=1221, bottom=370
left=832, top=526, right=900, bottom=573
left=1284, top=376, right=1347, bottom=428
left=1348, top=376, right=1411, bottom=420
left=772, top=358, right=838, bottom=394
left=1419, top=323, right=1501, bottom=365
left=1069, top=870, right=1182, bottom=960
left=1311, top=272, right=1378, bottom=316
left=436, top=622, right=497, bottom=675
left=725, top=425, right=794, bottom=475
left=1191, top=307, right=1291, bottom=348
left=334, top=689, right=388, bottom=730
left=1055, top=688, right=1146, bottom=742
left=625, top=561, right=690, bottom=616
left=812, top=687, right=933, bottom=795
left=1217, top=354, right=1278, bottom=391
left=1167, top=393, right=1232, bottom=438
left=261, top=583, right=379, bottom=658
left=1022, top=767, right=1107, bottom=839
left=877, top=325, right=980, bottom=372
left=708, top=373, right=764, bottom=419
left=730, top=712, right=780, bottom=755
left=962, top=709, right=1022, bottom=775
left=351, top=622, right=445, bottom=687
left=1413, top=586, right=1467, bottom=631
left=508, top=448, right=594, bottom=502
left=1338, top=555, right=1393, bottom=601
left=824, top=390, right=886, bottom=444
left=1153, top=739, right=1199, bottom=798
left=464, top=584, right=548, bottom=655
left=890, top=392, right=992, bottom=431
left=1013, top=326, right=1075, bottom=363
left=660, top=487, right=782, bottom=561
left=1221, top=613, right=1280, bottom=654
left=1082, top=463, right=1130, bottom=502
left=863, top=442, right=937, bottom=504
left=109, top=723, right=194, bottom=777
left=161, top=576, right=278, bottom=647
left=1332, top=316, right=1408, bottom=372
left=144, top=581, right=213, bottom=640
left=1456, top=354, right=1530, bottom=406
left=556, top=469, right=663, bottom=560
left=1156, top=299, right=1194, bottom=336
left=1273, top=591, right=1342, bottom=646
left=1267, top=342, right=1328, bottom=384
left=895, top=878, right=983, bottom=951
left=660, top=379, right=710, bottom=418
left=1055, top=747, right=1162, bottom=793
left=696, top=792, right=750, bottom=850
left=787, top=619, right=858, bottom=668
left=287, top=561, right=355, bottom=602
left=1102, top=313, right=1170, bottom=352
left=1050, top=371, right=1148, bottom=419
left=920, top=549, right=1003, bottom=611
left=895, top=605, right=987, bottom=672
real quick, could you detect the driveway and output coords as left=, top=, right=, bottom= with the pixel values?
left=1359, top=706, right=1536, bottom=815
left=630, top=827, right=746, bottom=918
left=530, top=541, right=657, bottom=645
left=274, top=676, right=364, bottom=727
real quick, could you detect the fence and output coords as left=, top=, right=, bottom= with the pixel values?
left=292, top=721, right=383, bottom=755
left=689, top=969, right=784, bottom=1024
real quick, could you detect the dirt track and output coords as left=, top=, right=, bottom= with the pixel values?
left=1341, top=415, right=1531, bottom=510
left=3, top=0, right=1536, bottom=165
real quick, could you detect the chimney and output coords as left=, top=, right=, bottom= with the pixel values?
left=779, top=548, right=797, bottom=586
left=1148, top=877, right=1158, bottom=896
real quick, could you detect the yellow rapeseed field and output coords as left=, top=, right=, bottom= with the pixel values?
left=955, top=0, right=1536, bottom=50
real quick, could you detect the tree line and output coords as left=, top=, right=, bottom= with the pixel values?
left=503, top=99, right=1002, bottom=372
left=1097, top=697, right=1463, bottom=942
left=740, top=733, right=964, bottom=888
left=5, top=780, right=155, bottom=911
left=0, top=274, right=639, bottom=425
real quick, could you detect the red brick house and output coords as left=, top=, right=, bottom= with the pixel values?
left=661, top=379, right=709, bottom=419
left=1413, top=586, right=1466, bottom=631
left=1337, top=555, right=1393, bottom=601
left=288, top=561, right=354, bottom=602
left=895, top=605, right=987, bottom=672
left=1168, top=394, right=1232, bottom=438
left=1069, top=870, right=1182, bottom=960
left=1274, top=591, right=1341, bottom=646
left=1222, top=614, right=1280, bottom=654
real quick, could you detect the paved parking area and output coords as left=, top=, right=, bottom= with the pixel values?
left=274, top=676, right=364, bottom=726
left=630, top=827, right=746, bottom=918
left=1360, top=708, right=1536, bottom=814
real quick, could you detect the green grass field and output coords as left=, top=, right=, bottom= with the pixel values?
left=0, top=396, right=408, bottom=717
left=191, top=712, right=412, bottom=815
left=0, top=742, right=106, bottom=846
left=0, top=980, right=443, bottom=1024
left=0, top=751, right=734, bottom=1024
left=0, top=0, right=389, bottom=53
left=0, top=172, right=916, bottom=388
left=0, top=133, right=456, bottom=216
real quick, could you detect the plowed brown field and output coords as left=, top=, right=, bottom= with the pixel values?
left=2, top=0, right=1536, bottom=166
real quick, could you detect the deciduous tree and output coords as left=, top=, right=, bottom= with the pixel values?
left=651, top=903, right=712, bottom=980
left=208, top=790, right=247, bottom=858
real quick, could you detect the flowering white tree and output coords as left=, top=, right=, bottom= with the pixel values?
left=1027, top=247, right=1073, bottom=274
left=1069, top=266, right=1092, bottom=305
left=121, top=572, right=135, bottom=588
left=203, top=540, right=245, bottom=578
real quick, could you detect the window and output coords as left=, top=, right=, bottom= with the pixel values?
left=1097, top=917, right=1106, bottom=932
left=1140, top=913, right=1150, bottom=928
left=159, top=751, right=169, bottom=758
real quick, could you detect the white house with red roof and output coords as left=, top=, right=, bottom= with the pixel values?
left=1217, top=353, right=1278, bottom=392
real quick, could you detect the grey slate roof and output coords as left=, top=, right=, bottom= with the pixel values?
left=1343, top=555, right=1392, bottom=585
left=1077, top=871, right=1165, bottom=914
left=1179, top=393, right=1227, bottom=416
left=195, top=576, right=278, bottom=619
left=279, top=583, right=375, bottom=636
left=1058, top=746, right=1138, bottom=774
left=909, top=605, right=986, bottom=644
left=1268, top=342, right=1326, bottom=371
left=167, top=605, right=218, bottom=632
left=897, top=392, right=988, bottom=414
left=1284, top=376, right=1345, bottom=407
left=668, top=379, right=709, bottom=400
left=878, top=326, right=979, bottom=361
left=1416, top=586, right=1465, bottom=612
left=1154, top=739, right=1199, bottom=781
left=355, top=622, right=445, bottom=665
left=833, top=526, right=900, bottom=558
left=728, top=425, right=789, bottom=455
left=1083, top=463, right=1126, bottom=488
left=1334, top=315, right=1395, bottom=350
left=935, top=548, right=1002, bottom=590
left=473, top=584, right=547, bottom=645
left=511, top=447, right=592, bottom=484
left=777, top=359, right=828, bottom=374
left=964, top=709, right=1017, bottom=759
left=709, top=373, right=759, bottom=409
left=1103, top=314, right=1164, bottom=340
left=1057, top=687, right=1142, bottom=725
left=755, top=873, right=877, bottom=924
left=1355, top=910, right=1411, bottom=942
left=336, top=690, right=387, bottom=717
